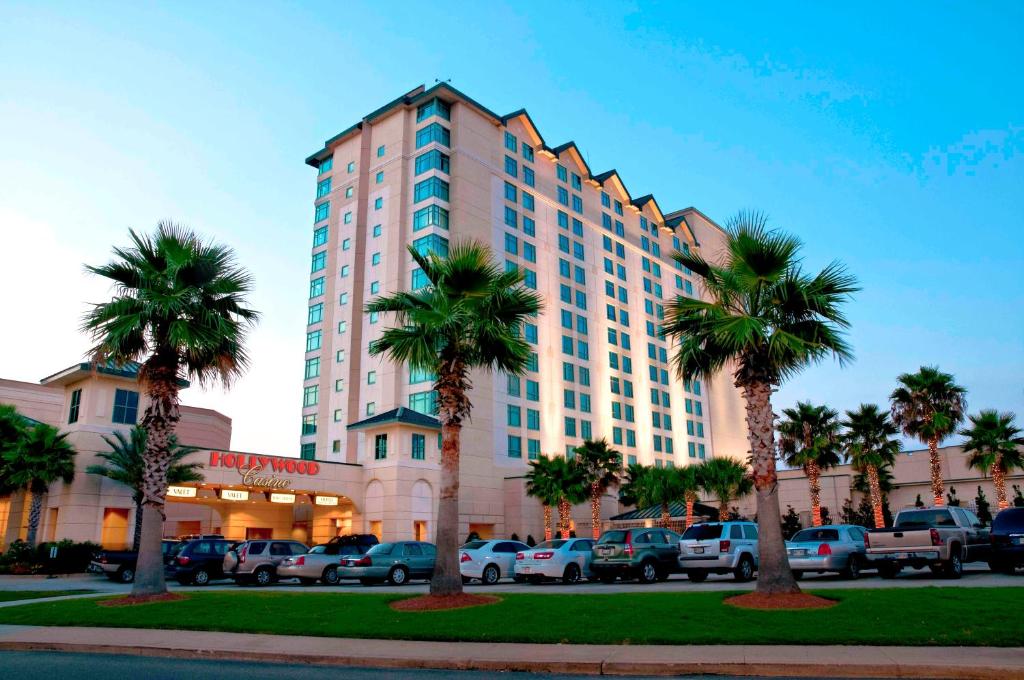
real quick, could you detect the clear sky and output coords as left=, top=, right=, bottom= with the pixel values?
left=1, top=1, right=1021, bottom=455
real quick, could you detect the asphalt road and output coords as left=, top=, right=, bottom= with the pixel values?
left=0, top=564, right=1018, bottom=595
left=0, top=651, right=877, bottom=680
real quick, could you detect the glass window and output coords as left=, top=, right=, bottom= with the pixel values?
left=301, top=413, right=317, bottom=435
left=313, top=226, right=328, bottom=247
left=415, top=122, right=450, bottom=149
left=307, top=303, right=323, bottom=325
left=408, top=390, right=438, bottom=415
left=374, top=434, right=388, bottom=460
left=414, top=177, right=449, bottom=202
left=304, top=357, right=320, bottom=379
left=505, top=155, right=518, bottom=177
left=504, top=131, right=518, bottom=152
left=303, top=385, right=318, bottom=407
left=375, top=171, right=384, bottom=184
left=415, top=149, right=450, bottom=175
left=311, top=251, right=326, bottom=272
left=413, top=233, right=449, bottom=257
left=526, top=380, right=539, bottom=401
left=557, top=186, right=569, bottom=206
left=523, top=166, right=535, bottom=187
left=300, top=443, right=315, bottom=460
left=556, top=164, right=568, bottom=182
left=411, top=433, right=426, bottom=460
left=316, top=178, right=331, bottom=198
left=507, top=435, right=522, bottom=458
left=306, top=330, right=322, bottom=352
left=507, top=404, right=522, bottom=427
left=527, top=439, right=540, bottom=460
left=315, top=202, right=329, bottom=223
left=319, top=157, right=333, bottom=174
left=413, top=204, right=449, bottom=231
left=527, top=408, right=540, bottom=430
left=377, top=144, right=386, bottom=158
left=507, top=375, right=521, bottom=397
left=416, top=97, right=451, bottom=122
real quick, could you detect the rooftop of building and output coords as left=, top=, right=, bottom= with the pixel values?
left=40, top=360, right=191, bottom=388
left=347, top=406, right=441, bottom=431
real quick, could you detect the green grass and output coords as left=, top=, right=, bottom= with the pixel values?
left=0, top=590, right=93, bottom=603
left=0, top=588, right=1021, bottom=646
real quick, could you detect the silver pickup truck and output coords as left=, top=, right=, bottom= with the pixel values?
left=866, top=506, right=990, bottom=579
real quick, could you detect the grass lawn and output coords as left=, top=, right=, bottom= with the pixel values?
left=0, top=590, right=93, bottom=603
left=0, top=587, right=1021, bottom=646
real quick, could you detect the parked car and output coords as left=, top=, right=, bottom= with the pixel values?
left=164, top=535, right=231, bottom=585
left=786, top=525, right=869, bottom=579
left=459, top=539, right=529, bottom=585
left=988, top=507, right=1024, bottom=574
left=279, top=537, right=376, bottom=586
left=339, top=541, right=436, bottom=585
left=513, top=538, right=595, bottom=584
left=678, top=521, right=758, bottom=582
left=590, top=527, right=681, bottom=583
left=867, top=507, right=989, bottom=578
left=223, top=539, right=308, bottom=586
left=90, top=539, right=179, bottom=583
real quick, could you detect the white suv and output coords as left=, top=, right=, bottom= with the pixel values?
left=678, top=521, right=759, bottom=582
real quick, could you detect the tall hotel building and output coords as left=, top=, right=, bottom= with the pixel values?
left=300, top=83, right=746, bottom=540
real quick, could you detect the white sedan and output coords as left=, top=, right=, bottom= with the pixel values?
left=459, top=539, right=529, bottom=584
left=513, top=538, right=596, bottom=584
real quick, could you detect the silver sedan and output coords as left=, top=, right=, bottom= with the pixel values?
left=459, top=539, right=529, bottom=585
left=787, top=525, right=870, bottom=579
left=513, top=538, right=595, bottom=584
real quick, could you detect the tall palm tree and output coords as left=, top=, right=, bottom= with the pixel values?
left=698, top=457, right=754, bottom=522
left=843, top=404, right=900, bottom=528
left=635, top=466, right=685, bottom=528
left=86, top=427, right=204, bottom=550
left=1, top=423, right=76, bottom=546
left=778, top=401, right=843, bottom=527
left=548, top=455, right=588, bottom=537
left=573, top=438, right=622, bottom=538
left=662, top=211, right=858, bottom=595
left=679, top=464, right=702, bottom=528
left=890, top=366, right=967, bottom=506
left=525, top=455, right=560, bottom=541
left=82, top=223, right=259, bottom=596
left=960, top=410, right=1024, bottom=511
left=853, top=461, right=894, bottom=496
left=367, top=240, right=542, bottom=596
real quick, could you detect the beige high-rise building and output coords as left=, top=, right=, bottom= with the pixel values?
left=299, top=83, right=747, bottom=541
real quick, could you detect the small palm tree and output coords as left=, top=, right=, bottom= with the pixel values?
left=778, top=401, right=842, bottom=527
left=634, top=467, right=685, bottom=528
left=890, top=366, right=967, bottom=506
left=367, top=240, right=542, bottom=595
left=679, top=464, right=702, bottom=528
left=0, top=404, right=28, bottom=496
left=843, top=404, right=900, bottom=528
left=2, top=423, right=76, bottom=546
left=525, top=455, right=560, bottom=541
left=82, top=223, right=259, bottom=596
left=960, top=410, right=1024, bottom=511
left=698, top=457, right=754, bottom=522
left=662, top=211, right=857, bottom=595
left=86, top=427, right=204, bottom=550
left=617, top=463, right=649, bottom=508
left=573, top=439, right=622, bottom=538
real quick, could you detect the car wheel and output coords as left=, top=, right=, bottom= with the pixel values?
left=192, top=568, right=211, bottom=586
left=599, top=573, right=617, bottom=584
left=388, top=565, right=409, bottom=585
left=878, top=563, right=900, bottom=579
left=842, top=555, right=862, bottom=580
left=687, top=570, right=708, bottom=583
left=733, top=555, right=755, bottom=582
left=482, top=564, right=500, bottom=585
left=117, top=567, right=135, bottom=583
left=254, top=567, right=274, bottom=586
left=562, top=563, right=581, bottom=585
left=638, top=560, right=658, bottom=584
left=322, top=566, right=340, bottom=585
left=945, top=551, right=963, bottom=579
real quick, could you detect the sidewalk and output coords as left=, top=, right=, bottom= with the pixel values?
left=0, top=625, right=1021, bottom=679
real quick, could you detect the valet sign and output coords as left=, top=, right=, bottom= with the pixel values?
left=208, top=451, right=321, bottom=490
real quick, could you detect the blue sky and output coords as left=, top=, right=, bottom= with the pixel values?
left=1, top=1, right=1021, bottom=455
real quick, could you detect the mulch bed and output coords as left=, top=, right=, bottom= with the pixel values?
left=724, top=592, right=837, bottom=610
left=390, top=593, right=500, bottom=612
left=98, top=593, right=187, bottom=607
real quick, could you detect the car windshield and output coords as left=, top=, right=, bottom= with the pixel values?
left=309, top=545, right=326, bottom=554
left=993, top=509, right=1024, bottom=532
left=682, top=524, right=723, bottom=540
left=535, top=540, right=568, bottom=550
left=895, top=510, right=956, bottom=528
left=166, top=542, right=187, bottom=557
left=366, top=543, right=395, bottom=555
left=462, top=540, right=489, bottom=550
left=597, top=531, right=627, bottom=544
left=791, top=529, right=839, bottom=542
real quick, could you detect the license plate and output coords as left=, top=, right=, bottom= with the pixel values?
left=598, top=546, right=612, bottom=555
left=693, top=546, right=704, bottom=554
left=519, top=566, right=531, bottom=573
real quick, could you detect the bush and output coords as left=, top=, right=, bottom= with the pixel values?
left=0, top=539, right=101, bottom=574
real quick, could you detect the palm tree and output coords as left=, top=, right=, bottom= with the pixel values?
left=853, top=462, right=894, bottom=496
left=617, top=463, right=649, bottom=508
left=82, top=223, right=259, bottom=596
left=525, top=455, right=560, bottom=541
left=86, top=427, right=204, bottom=550
left=960, top=410, right=1024, bottom=511
left=698, top=457, right=754, bottom=522
left=573, top=439, right=622, bottom=538
left=679, top=465, right=702, bottom=528
left=548, top=455, right=588, bottom=537
left=778, top=401, right=843, bottom=527
left=842, top=404, right=900, bottom=528
left=890, top=366, right=967, bottom=506
left=0, top=404, right=27, bottom=497
left=1, top=423, right=76, bottom=545
left=662, top=210, right=858, bottom=595
left=635, top=466, right=685, bottom=528
left=366, top=240, right=542, bottom=596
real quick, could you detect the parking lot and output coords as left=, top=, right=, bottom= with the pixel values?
left=0, top=564, right=1016, bottom=597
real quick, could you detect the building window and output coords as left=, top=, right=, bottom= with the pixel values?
left=413, top=204, right=449, bottom=231
left=416, top=97, right=451, bottom=122
left=374, top=434, right=388, bottom=460
left=311, top=251, right=326, bottom=272
left=523, top=166, right=535, bottom=187
left=374, top=197, right=383, bottom=210
left=504, top=131, right=517, bottom=152
left=319, top=157, right=333, bottom=174
left=507, top=404, right=521, bottom=427
left=302, top=414, right=317, bottom=435
left=367, top=370, right=377, bottom=385
left=304, top=357, right=320, bottom=379
left=410, top=367, right=435, bottom=384
left=414, top=177, right=450, bottom=203
left=340, top=292, right=349, bottom=305
left=413, top=233, right=449, bottom=257
left=300, top=443, right=316, bottom=460
left=556, top=164, right=568, bottom=182
left=68, top=389, right=82, bottom=424
left=366, top=402, right=376, bottom=416
left=504, top=155, right=518, bottom=178
left=415, top=122, right=450, bottom=149
left=415, top=149, right=450, bottom=175
left=306, top=330, right=322, bottom=352
left=313, top=226, right=328, bottom=247
left=370, top=281, right=380, bottom=295
left=564, top=417, right=577, bottom=437
left=526, top=380, right=539, bottom=401
left=315, top=202, right=329, bottom=223
left=411, top=268, right=429, bottom=290
left=377, top=144, right=386, bottom=157
left=527, top=438, right=540, bottom=460
left=527, top=408, right=540, bottom=430
left=373, top=224, right=382, bottom=237
left=347, top=161, right=356, bottom=173
left=507, top=435, right=522, bottom=458
left=409, top=390, right=438, bottom=415
left=371, top=252, right=381, bottom=265
left=342, top=238, right=351, bottom=251
left=340, top=264, right=350, bottom=277
left=333, top=439, right=341, bottom=453
left=303, top=385, right=318, bottom=407
left=376, top=171, right=384, bottom=184
left=345, top=186, right=354, bottom=198
left=316, top=178, right=331, bottom=198
left=411, top=433, right=426, bottom=460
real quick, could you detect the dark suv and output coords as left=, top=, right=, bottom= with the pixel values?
left=164, top=536, right=230, bottom=585
left=590, top=527, right=681, bottom=583
left=990, top=507, right=1024, bottom=574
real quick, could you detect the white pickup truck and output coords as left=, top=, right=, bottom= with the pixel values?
left=866, top=506, right=990, bottom=579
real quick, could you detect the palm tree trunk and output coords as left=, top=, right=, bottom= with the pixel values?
left=558, top=498, right=571, bottom=538
left=543, top=505, right=553, bottom=541
left=742, top=379, right=800, bottom=595
left=26, top=488, right=43, bottom=546
left=133, top=362, right=181, bottom=597
left=591, top=483, right=602, bottom=539
left=992, top=455, right=1008, bottom=511
left=132, top=495, right=144, bottom=552
left=661, top=502, right=671, bottom=528
left=430, top=360, right=469, bottom=597
left=718, top=499, right=729, bottom=523
left=867, top=465, right=885, bottom=528
left=806, top=461, right=822, bottom=527
left=685, top=494, right=695, bottom=528
left=928, top=435, right=945, bottom=506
